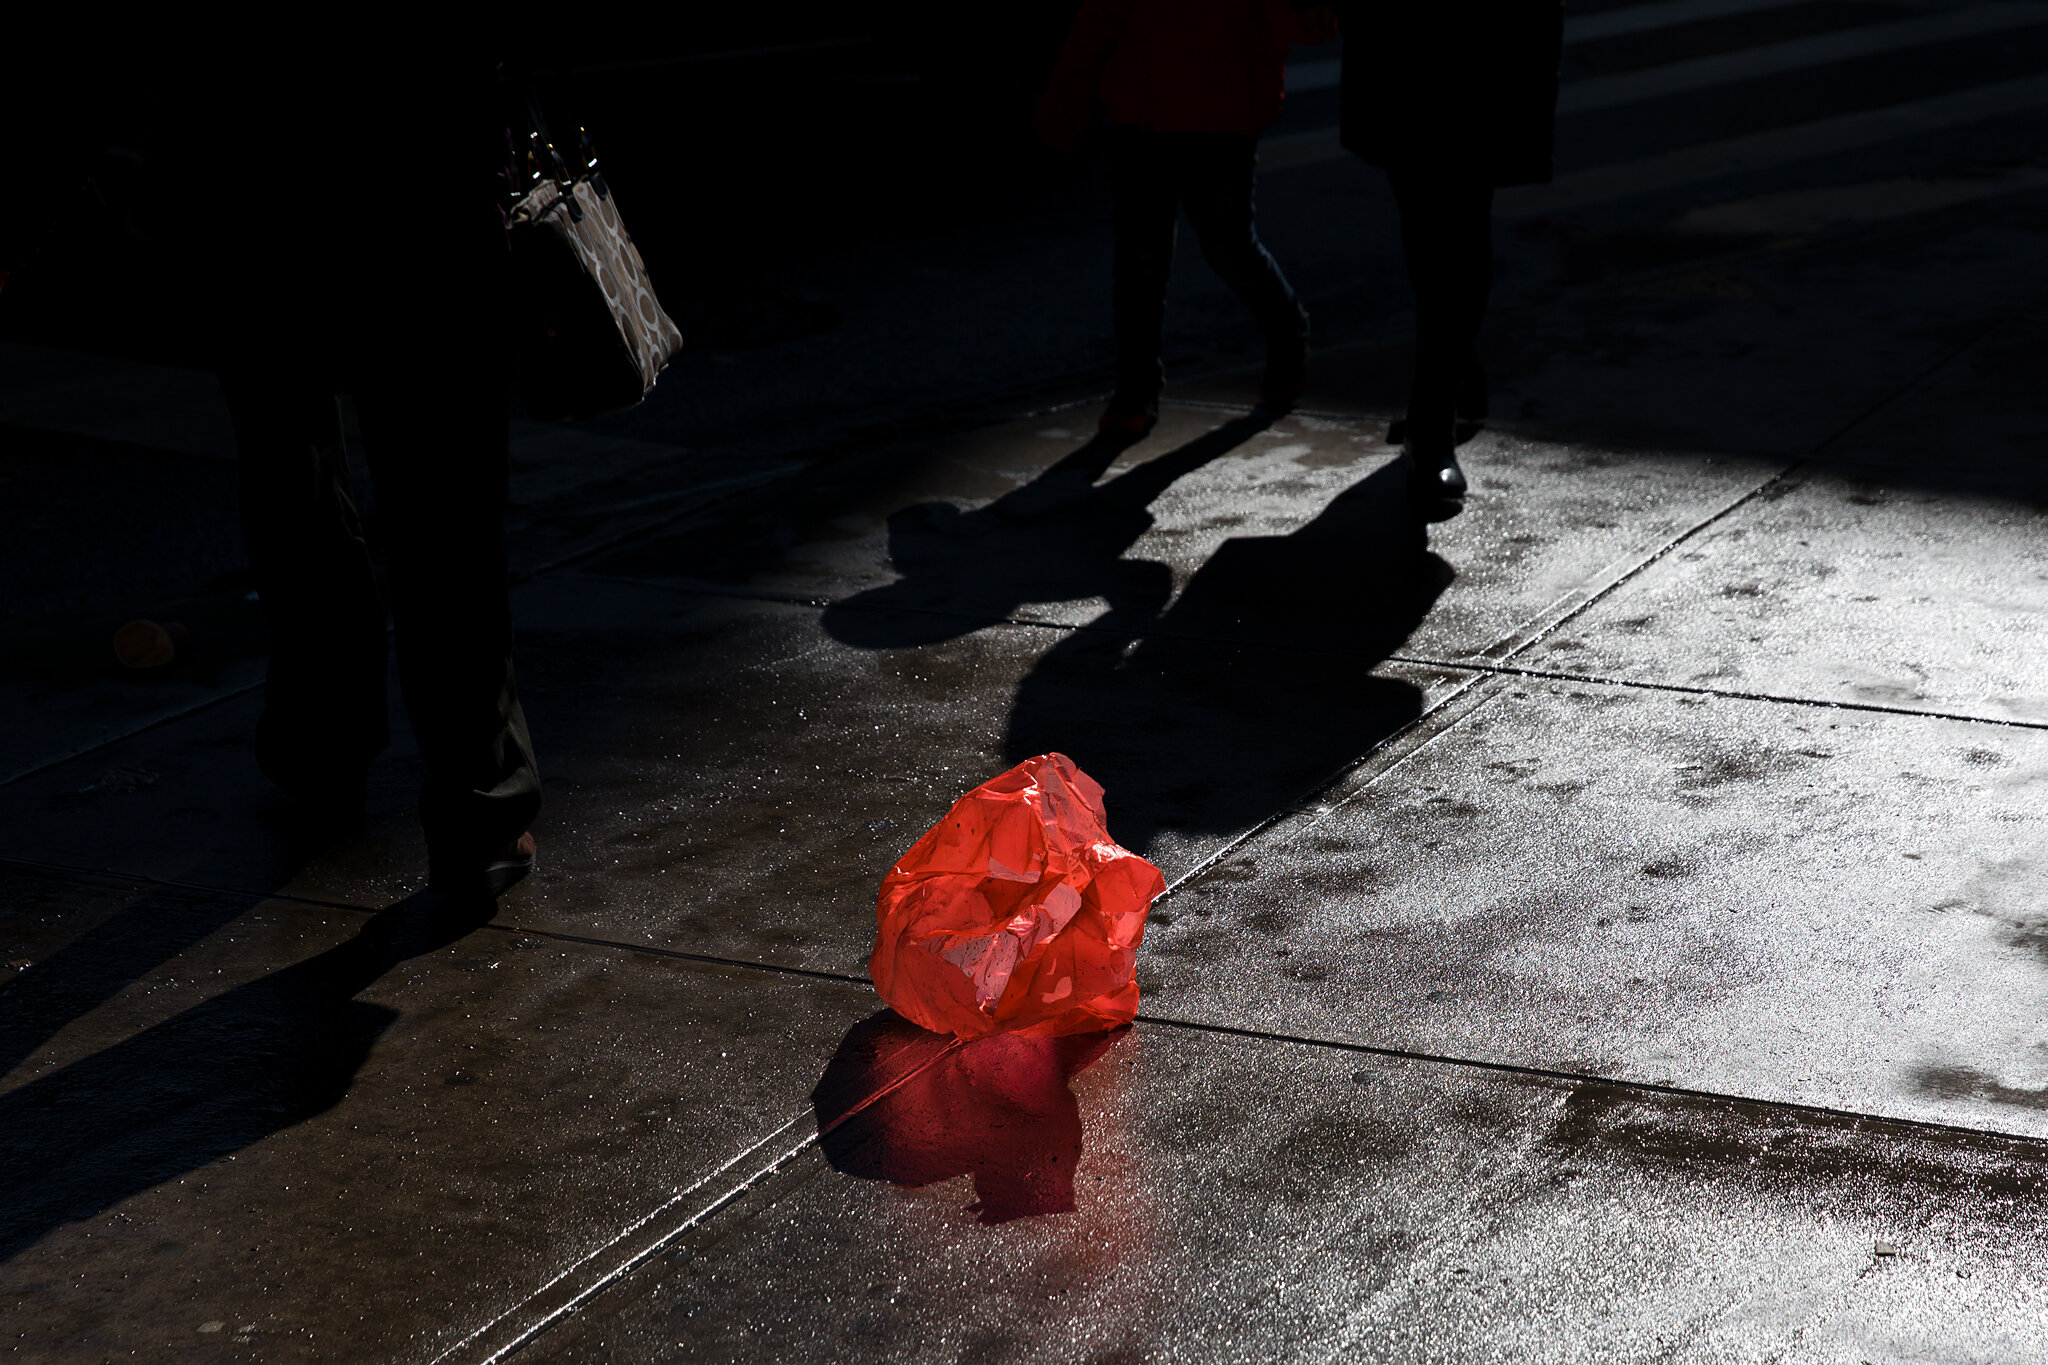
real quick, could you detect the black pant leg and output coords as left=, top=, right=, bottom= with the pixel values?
left=1179, top=134, right=1308, bottom=352
left=219, top=366, right=390, bottom=800
left=1109, top=126, right=1183, bottom=398
left=351, top=354, right=539, bottom=863
left=1388, top=171, right=1494, bottom=448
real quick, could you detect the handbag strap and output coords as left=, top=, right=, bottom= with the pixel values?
left=518, top=91, right=598, bottom=195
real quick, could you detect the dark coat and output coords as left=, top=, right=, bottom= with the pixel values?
left=1334, top=0, right=1564, bottom=186
left=0, top=19, right=511, bottom=368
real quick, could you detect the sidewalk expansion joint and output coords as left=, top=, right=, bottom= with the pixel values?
left=427, top=1041, right=966, bottom=1365
left=1384, top=655, right=2048, bottom=732
left=1158, top=674, right=1509, bottom=901
left=1130, top=1013, right=2048, bottom=1153
left=29, top=853, right=2042, bottom=1159
left=0, top=678, right=266, bottom=791
left=1480, top=462, right=1808, bottom=661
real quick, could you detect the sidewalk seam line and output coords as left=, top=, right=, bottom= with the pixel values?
left=1383, top=656, right=2048, bottom=731
left=1484, top=463, right=1806, bottom=661
left=435, top=1040, right=967, bottom=1365
left=1131, top=1012, right=2048, bottom=1151
left=1158, top=675, right=1506, bottom=901
left=427, top=1117, right=802, bottom=1365
left=21, top=853, right=2036, bottom=1153
left=0, top=679, right=265, bottom=790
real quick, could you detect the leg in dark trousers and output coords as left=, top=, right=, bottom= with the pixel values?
left=221, top=367, right=390, bottom=812
left=352, top=350, right=540, bottom=876
left=1386, top=170, right=1495, bottom=455
left=1177, top=134, right=1309, bottom=365
left=1109, top=125, right=1182, bottom=404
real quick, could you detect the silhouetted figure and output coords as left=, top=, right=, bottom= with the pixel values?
left=1039, top=0, right=1328, bottom=434
left=192, top=40, right=541, bottom=896
left=1331, top=1, right=1564, bottom=507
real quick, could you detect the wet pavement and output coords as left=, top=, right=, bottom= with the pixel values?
left=9, top=4, right=2048, bottom=1361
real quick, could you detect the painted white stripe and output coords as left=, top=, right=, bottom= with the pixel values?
left=1666, top=163, right=2048, bottom=235
left=1559, top=2, right=2048, bottom=112
left=1286, top=4, right=2048, bottom=107
left=1498, top=70, right=2048, bottom=213
left=1565, top=0, right=1810, bottom=43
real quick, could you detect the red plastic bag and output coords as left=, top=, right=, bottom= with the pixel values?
left=871, top=753, right=1165, bottom=1038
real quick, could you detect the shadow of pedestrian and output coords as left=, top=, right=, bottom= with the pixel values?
left=0, top=890, right=495, bottom=1263
left=812, top=1010, right=1124, bottom=1225
left=821, top=414, right=1272, bottom=648
left=821, top=417, right=1450, bottom=853
left=1005, top=455, right=1450, bottom=851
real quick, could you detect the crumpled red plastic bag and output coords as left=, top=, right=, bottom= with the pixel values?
left=871, top=753, right=1165, bottom=1038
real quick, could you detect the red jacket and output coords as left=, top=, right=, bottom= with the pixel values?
left=1039, top=0, right=1300, bottom=146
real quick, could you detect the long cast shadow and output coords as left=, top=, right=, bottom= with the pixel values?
left=813, top=1010, right=1124, bottom=1225
left=0, top=890, right=495, bottom=1262
left=1006, top=456, right=1449, bottom=851
left=821, top=414, right=1273, bottom=648
left=824, top=421, right=1450, bottom=853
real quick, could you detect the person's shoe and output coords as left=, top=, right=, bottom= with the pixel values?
left=1097, top=390, right=1159, bottom=436
left=429, top=832, right=537, bottom=900
left=1259, top=343, right=1308, bottom=413
left=1405, top=443, right=1468, bottom=507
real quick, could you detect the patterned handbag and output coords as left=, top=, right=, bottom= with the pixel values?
left=507, top=102, right=683, bottom=421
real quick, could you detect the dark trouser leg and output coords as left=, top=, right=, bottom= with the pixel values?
left=1388, top=170, right=1494, bottom=451
left=351, top=353, right=539, bottom=866
left=1109, top=125, right=1182, bottom=399
left=220, top=367, right=389, bottom=803
left=1178, top=134, right=1308, bottom=354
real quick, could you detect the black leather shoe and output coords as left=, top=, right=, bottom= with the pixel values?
left=1405, top=444, right=1468, bottom=506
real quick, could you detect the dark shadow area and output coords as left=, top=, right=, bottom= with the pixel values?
left=1003, top=457, right=1449, bottom=851
left=820, top=423, right=1451, bottom=852
left=0, top=888, right=495, bottom=1262
left=813, top=1009, right=1123, bottom=1225
left=821, top=414, right=1268, bottom=646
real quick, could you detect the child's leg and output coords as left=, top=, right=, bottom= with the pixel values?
left=1179, top=135, right=1308, bottom=359
left=1108, top=125, right=1181, bottom=402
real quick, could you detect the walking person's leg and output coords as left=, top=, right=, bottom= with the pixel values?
left=1388, top=169, right=1495, bottom=502
left=1105, top=125, right=1183, bottom=433
left=352, top=340, right=540, bottom=897
left=219, top=365, right=390, bottom=819
left=1178, top=133, right=1311, bottom=412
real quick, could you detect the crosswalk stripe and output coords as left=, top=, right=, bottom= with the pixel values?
left=1286, top=0, right=1823, bottom=92
left=1564, top=0, right=1811, bottom=43
left=1558, top=2, right=2048, bottom=112
left=1497, top=70, right=2048, bottom=214
left=1667, top=163, right=2048, bottom=235
left=1286, top=0, right=1814, bottom=93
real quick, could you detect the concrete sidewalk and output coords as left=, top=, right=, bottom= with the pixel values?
left=6, top=183, right=2048, bottom=1363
